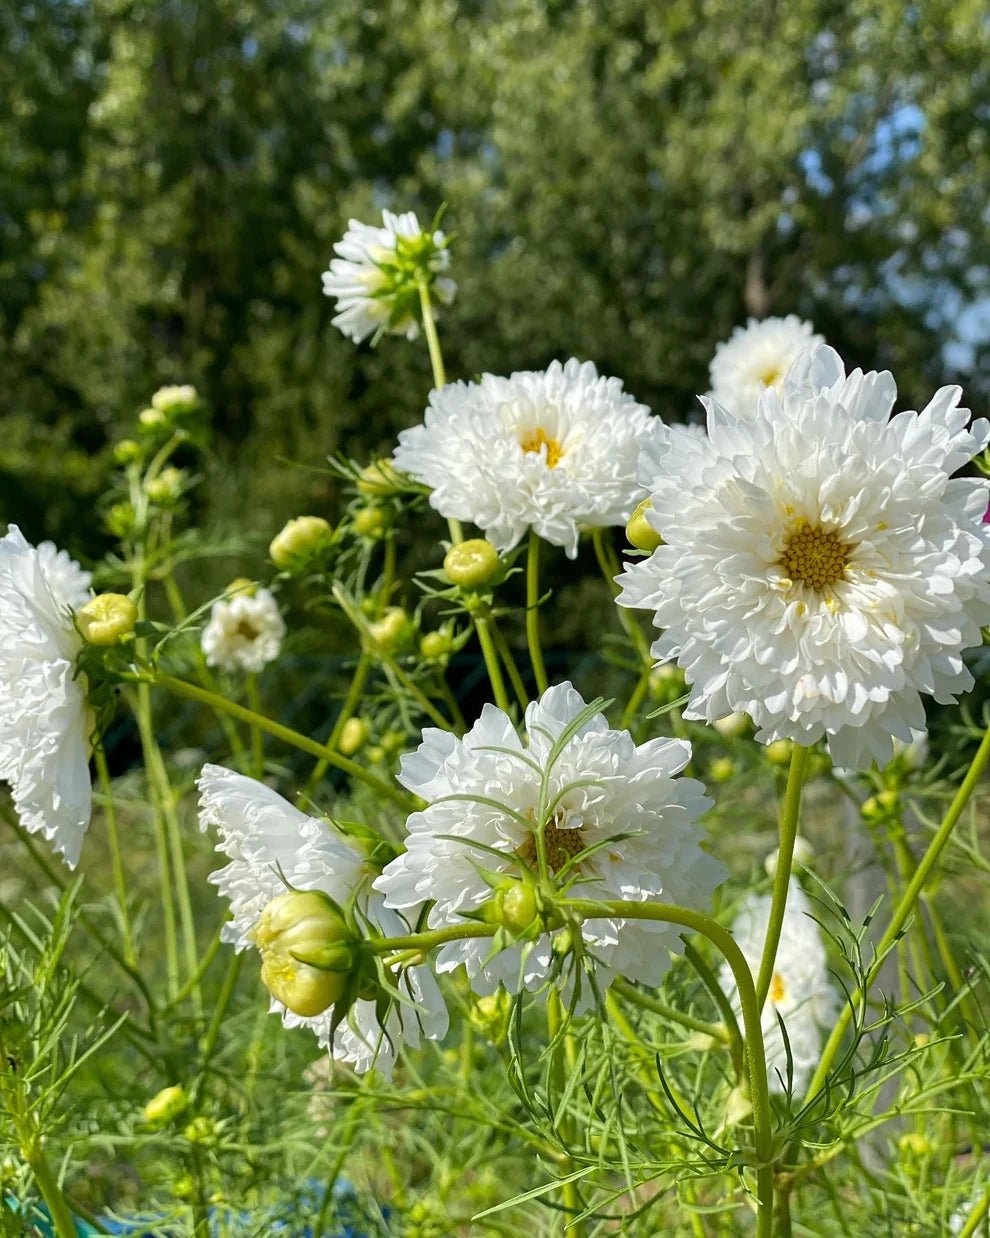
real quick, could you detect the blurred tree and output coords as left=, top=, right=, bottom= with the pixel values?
left=2, top=0, right=989, bottom=555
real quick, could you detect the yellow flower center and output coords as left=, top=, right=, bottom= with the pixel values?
left=519, top=427, right=564, bottom=468
left=235, top=618, right=261, bottom=641
left=770, top=971, right=787, bottom=1004
left=779, top=522, right=851, bottom=592
left=759, top=366, right=783, bottom=389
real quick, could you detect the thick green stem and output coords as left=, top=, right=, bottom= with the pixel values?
left=25, top=1148, right=78, bottom=1238
left=755, top=744, right=811, bottom=1010
left=591, top=528, right=653, bottom=668
left=957, top=1187, right=990, bottom=1238
left=245, top=675, right=265, bottom=779
left=490, top=619, right=530, bottom=710
left=152, top=673, right=416, bottom=813
left=475, top=614, right=512, bottom=713
left=804, top=723, right=990, bottom=1103
left=526, top=531, right=549, bottom=695
left=546, top=990, right=585, bottom=1235
left=94, top=744, right=136, bottom=967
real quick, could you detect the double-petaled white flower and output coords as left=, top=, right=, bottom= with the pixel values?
left=197, top=765, right=448, bottom=1076
left=394, top=360, right=665, bottom=558
left=374, top=683, right=722, bottom=1000
left=321, top=210, right=455, bottom=343
left=618, top=345, right=990, bottom=769
left=201, top=586, right=285, bottom=674
left=709, top=315, right=824, bottom=418
left=720, top=881, right=835, bottom=1094
left=0, top=526, right=93, bottom=867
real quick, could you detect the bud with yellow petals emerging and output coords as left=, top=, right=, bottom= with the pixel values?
left=252, top=890, right=353, bottom=1019
left=357, top=458, right=403, bottom=498
left=366, top=606, right=413, bottom=652
left=443, top=538, right=501, bottom=589
left=269, top=516, right=334, bottom=570
left=625, top=498, right=663, bottom=553
left=77, top=594, right=139, bottom=646
left=143, top=1084, right=187, bottom=1125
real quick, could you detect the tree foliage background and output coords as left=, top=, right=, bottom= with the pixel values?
left=3, top=0, right=990, bottom=560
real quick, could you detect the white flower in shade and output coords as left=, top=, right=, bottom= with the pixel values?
left=374, top=683, right=723, bottom=1001
left=950, top=1194, right=990, bottom=1235
left=321, top=210, right=455, bottom=343
left=197, top=765, right=448, bottom=1076
left=393, top=360, right=666, bottom=558
left=709, top=315, right=824, bottom=418
left=618, top=345, right=990, bottom=769
left=201, top=587, right=285, bottom=674
left=0, top=526, right=93, bottom=867
left=719, top=881, right=836, bottom=1094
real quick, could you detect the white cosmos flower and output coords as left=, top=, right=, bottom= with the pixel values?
left=197, top=765, right=448, bottom=1076
left=719, top=881, right=835, bottom=1094
left=321, top=209, right=455, bottom=344
left=0, top=525, right=93, bottom=867
left=201, top=587, right=285, bottom=674
left=374, top=683, right=723, bottom=1001
left=393, top=360, right=666, bottom=558
left=710, top=315, right=824, bottom=418
left=618, top=345, right=990, bottom=769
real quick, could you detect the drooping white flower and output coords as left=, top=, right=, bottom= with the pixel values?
left=709, top=315, right=824, bottom=418
left=0, top=525, right=93, bottom=867
left=393, top=360, right=666, bottom=558
left=618, top=345, right=990, bottom=769
left=201, top=586, right=285, bottom=674
left=197, top=765, right=448, bottom=1076
left=719, top=881, right=836, bottom=1094
left=321, top=210, right=455, bottom=343
left=375, top=683, right=723, bottom=1001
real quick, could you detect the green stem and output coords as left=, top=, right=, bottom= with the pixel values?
left=371, top=923, right=497, bottom=954
left=490, top=619, right=530, bottom=709
left=682, top=940, right=745, bottom=1075
left=755, top=744, right=811, bottom=1010
left=804, top=723, right=990, bottom=1103
left=526, top=531, right=549, bottom=695
left=417, top=277, right=462, bottom=543
left=151, top=673, right=416, bottom=813
left=94, top=744, right=137, bottom=968
left=25, top=1148, right=78, bottom=1238
left=591, top=528, right=653, bottom=667
left=306, top=655, right=372, bottom=792
left=546, top=990, right=584, bottom=1235
left=197, top=952, right=244, bottom=1092
left=619, top=667, right=652, bottom=732
left=612, top=978, right=730, bottom=1043
left=475, top=614, right=512, bottom=713
left=245, top=674, right=265, bottom=779
left=958, top=1187, right=990, bottom=1238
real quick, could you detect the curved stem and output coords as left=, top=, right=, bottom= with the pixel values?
left=612, top=978, right=730, bottom=1043
left=526, top=531, right=549, bottom=695
left=151, top=673, right=417, bottom=813
left=755, top=744, right=810, bottom=1010
left=370, top=923, right=497, bottom=954
left=804, top=722, right=990, bottom=1103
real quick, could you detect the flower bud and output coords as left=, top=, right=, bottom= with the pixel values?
left=151, top=384, right=200, bottom=419
left=420, top=629, right=454, bottom=661
left=338, top=717, right=369, bottom=756
left=443, top=539, right=501, bottom=589
left=113, top=438, right=142, bottom=465
left=143, top=1084, right=187, bottom=1125
left=145, top=467, right=184, bottom=505
left=898, top=1132, right=933, bottom=1157
left=77, top=593, right=139, bottom=646
left=764, top=835, right=813, bottom=878
left=861, top=789, right=899, bottom=822
left=183, top=1116, right=218, bottom=1146
left=765, top=738, right=794, bottom=767
left=352, top=505, right=390, bottom=539
left=225, top=577, right=256, bottom=598
left=625, top=498, right=663, bottom=553
left=469, top=990, right=511, bottom=1043
left=253, top=890, right=351, bottom=1019
left=709, top=756, right=736, bottom=784
left=105, top=501, right=137, bottom=537
left=269, top=515, right=333, bottom=570
left=648, top=663, right=685, bottom=703
left=138, top=407, right=168, bottom=432
left=357, top=459, right=403, bottom=498
left=497, top=881, right=538, bottom=936
left=367, top=606, right=413, bottom=652
left=713, top=711, right=749, bottom=738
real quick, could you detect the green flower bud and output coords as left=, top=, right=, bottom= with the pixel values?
left=861, top=789, right=899, bottom=822
left=269, top=515, right=333, bottom=570
left=225, top=577, right=256, bottom=598
left=366, top=745, right=386, bottom=765
left=143, top=1084, right=187, bottom=1125
left=709, top=756, right=736, bottom=784
left=352, top=505, right=390, bottom=539
left=367, top=606, right=413, bottom=652
left=420, top=629, right=455, bottom=661
left=469, top=990, right=511, bottom=1043
left=151, top=384, right=200, bottom=419
left=145, top=466, right=184, bottom=505
left=713, top=711, right=749, bottom=738
left=76, top=593, right=139, bottom=646
left=443, top=539, right=501, bottom=589
left=338, top=717, right=369, bottom=756
left=105, top=500, right=136, bottom=537
left=625, top=498, right=663, bottom=553
left=138, top=407, right=168, bottom=432
left=183, top=1116, right=218, bottom=1146
left=252, top=890, right=351, bottom=1019
left=898, top=1132, right=933, bottom=1157
left=113, top=438, right=142, bottom=465
left=648, top=663, right=686, bottom=703
left=497, top=881, right=538, bottom=935
left=357, top=459, right=403, bottom=498
left=765, top=739, right=795, bottom=767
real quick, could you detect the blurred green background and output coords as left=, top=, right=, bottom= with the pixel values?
left=3, top=0, right=990, bottom=562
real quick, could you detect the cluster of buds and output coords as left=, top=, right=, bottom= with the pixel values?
left=138, top=385, right=205, bottom=438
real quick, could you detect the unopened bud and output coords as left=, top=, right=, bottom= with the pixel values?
left=625, top=498, right=663, bottom=553
left=367, top=606, right=413, bottom=652
left=113, top=439, right=142, bottom=465
left=898, top=1132, right=933, bottom=1157
left=105, top=501, right=136, bottom=537
left=357, top=459, right=403, bottom=498
left=713, top=711, right=749, bottom=738
left=352, top=506, right=389, bottom=539
left=151, top=384, right=200, bottom=419
left=225, top=577, right=256, bottom=598
left=710, top=756, right=735, bottom=784
left=648, top=663, right=686, bottom=703
left=138, top=407, right=168, bottom=432
left=497, top=881, right=538, bottom=936
left=269, top=516, right=333, bottom=570
left=143, top=1085, right=187, bottom=1125
left=145, top=467, right=184, bottom=504
left=443, top=539, right=501, bottom=589
left=861, top=789, right=899, bottom=822
left=253, top=890, right=351, bottom=1019
left=77, top=593, right=138, bottom=646
left=765, top=739, right=795, bottom=767
left=420, top=629, right=455, bottom=660
left=183, top=1116, right=217, bottom=1146
left=338, top=717, right=369, bottom=756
